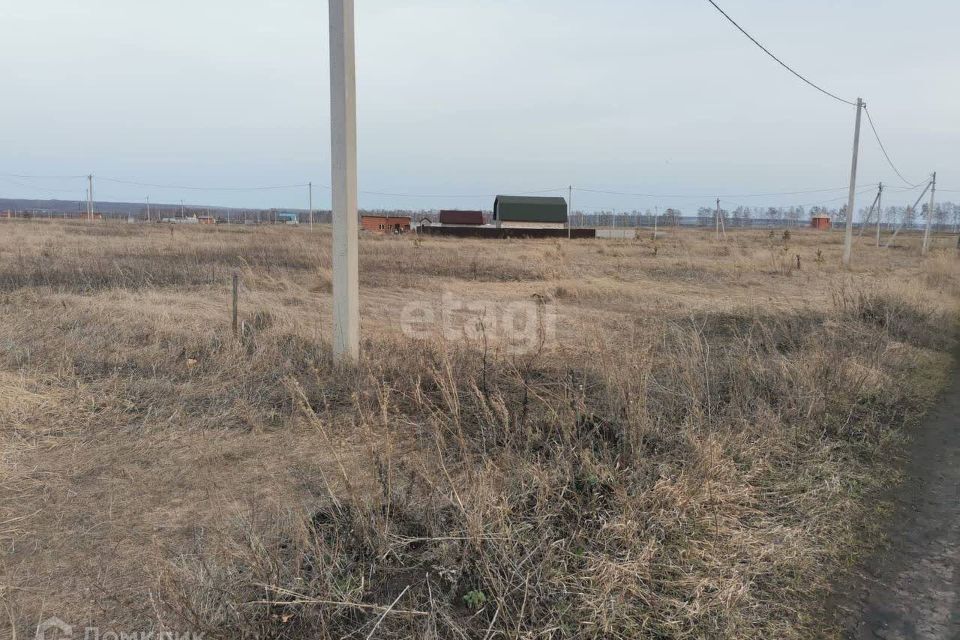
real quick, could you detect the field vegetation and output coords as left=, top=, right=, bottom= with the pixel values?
left=1, top=221, right=958, bottom=638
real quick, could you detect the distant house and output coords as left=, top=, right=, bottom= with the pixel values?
left=439, top=210, right=485, bottom=226
left=493, top=196, right=568, bottom=230
left=277, top=212, right=300, bottom=225
left=361, top=215, right=411, bottom=234
left=811, top=213, right=832, bottom=230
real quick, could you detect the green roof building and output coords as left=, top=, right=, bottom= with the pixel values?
left=493, top=195, right=568, bottom=229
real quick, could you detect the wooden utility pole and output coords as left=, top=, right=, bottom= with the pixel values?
left=146, top=196, right=151, bottom=223
left=842, top=98, right=864, bottom=269
left=922, top=172, right=937, bottom=255
left=567, top=185, right=572, bottom=240
left=329, top=0, right=360, bottom=361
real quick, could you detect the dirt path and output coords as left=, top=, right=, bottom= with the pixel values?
left=834, top=363, right=960, bottom=639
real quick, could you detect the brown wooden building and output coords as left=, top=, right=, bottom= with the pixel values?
left=439, top=210, right=484, bottom=226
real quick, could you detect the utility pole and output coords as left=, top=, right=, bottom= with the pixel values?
left=922, top=172, right=936, bottom=255
left=859, top=184, right=882, bottom=239
left=146, top=196, right=151, bottom=222
left=87, top=175, right=94, bottom=222
left=567, top=185, right=572, bottom=240
left=181, top=200, right=185, bottom=219
left=885, top=180, right=932, bottom=248
left=716, top=198, right=721, bottom=241
left=842, top=98, right=864, bottom=269
left=309, top=181, right=314, bottom=231
left=875, top=183, right=883, bottom=248
left=329, top=0, right=360, bottom=361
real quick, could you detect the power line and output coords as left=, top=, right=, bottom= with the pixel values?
left=721, top=186, right=877, bottom=212
left=354, top=186, right=566, bottom=199
left=704, top=0, right=857, bottom=107
left=0, top=176, right=82, bottom=196
left=0, top=173, right=87, bottom=180
left=888, top=183, right=928, bottom=193
left=98, top=177, right=310, bottom=191
left=576, top=184, right=872, bottom=200
left=863, top=107, right=921, bottom=188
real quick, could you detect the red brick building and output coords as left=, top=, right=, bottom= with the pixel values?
left=361, top=215, right=411, bottom=234
left=811, top=214, right=832, bottom=230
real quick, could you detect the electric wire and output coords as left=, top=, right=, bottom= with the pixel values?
left=0, top=176, right=83, bottom=197
left=354, top=186, right=567, bottom=199
left=98, top=177, right=309, bottom=192
left=575, top=184, right=874, bottom=200
left=0, top=173, right=87, bottom=180
left=704, top=0, right=857, bottom=106
left=863, top=107, right=922, bottom=188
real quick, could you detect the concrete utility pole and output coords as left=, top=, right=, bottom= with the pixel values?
left=842, top=98, right=864, bottom=269
left=309, top=181, right=314, bottom=231
left=716, top=198, right=721, bottom=241
left=329, top=0, right=360, bottom=361
left=567, top=185, right=572, bottom=240
left=87, top=175, right=94, bottom=222
left=146, top=196, right=151, bottom=222
left=885, top=180, right=932, bottom=249
left=922, top=172, right=937, bottom=255
left=875, top=183, right=883, bottom=248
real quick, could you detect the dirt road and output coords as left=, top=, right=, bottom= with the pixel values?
left=836, top=362, right=960, bottom=639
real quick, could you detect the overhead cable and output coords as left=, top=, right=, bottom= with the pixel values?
left=704, top=0, right=857, bottom=106
left=863, top=107, right=922, bottom=188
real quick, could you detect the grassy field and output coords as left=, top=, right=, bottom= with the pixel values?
left=1, top=221, right=958, bottom=639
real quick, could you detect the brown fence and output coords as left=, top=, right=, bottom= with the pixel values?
left=418, top=226, right=596, bottom=240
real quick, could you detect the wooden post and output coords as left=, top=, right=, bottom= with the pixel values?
left=232, top=273, right=239, bottom=336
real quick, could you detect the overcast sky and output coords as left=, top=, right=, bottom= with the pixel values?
left=0, top=0, right=956, bottom=212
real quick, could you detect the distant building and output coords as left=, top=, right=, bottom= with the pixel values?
left=493, top=196, right=568, bottom=229
left=811, top=213, right=832, bottom=230
left=361, top=215, right=411, bottom=234
left=277, top=212, right=300, bottom=225
left=439, top=210, right=485, bottom=226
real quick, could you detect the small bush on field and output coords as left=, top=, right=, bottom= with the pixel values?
left=162, top=290, right=953, bottom=639
left=833, top=284, right=952, bottom=351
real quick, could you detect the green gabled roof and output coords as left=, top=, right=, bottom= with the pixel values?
left=494, top=195, right=568, bottom=223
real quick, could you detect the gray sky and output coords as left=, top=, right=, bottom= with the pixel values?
left=0, top=0, right=956, bottom=212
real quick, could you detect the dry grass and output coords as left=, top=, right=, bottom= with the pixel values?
left=1, top=219, right=958, bottom=639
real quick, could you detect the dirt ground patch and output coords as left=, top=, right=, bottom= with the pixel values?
left=830, top=353, right=960, bottom=639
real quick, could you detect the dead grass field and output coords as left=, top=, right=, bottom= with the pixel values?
left=1, top=220, right=958, bottom=639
